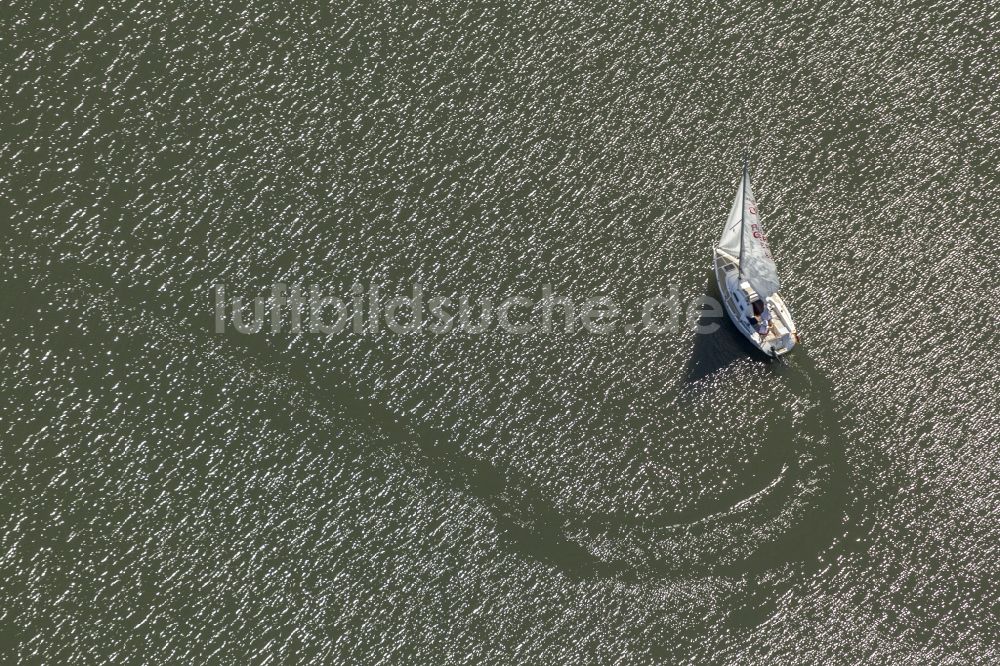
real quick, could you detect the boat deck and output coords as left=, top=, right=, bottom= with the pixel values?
left=714, top=247, right=796, bottom=355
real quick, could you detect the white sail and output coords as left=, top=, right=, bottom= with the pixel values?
left=717, top=176, right=744, bottom=256
left=739, top=169, right=780, bottom=299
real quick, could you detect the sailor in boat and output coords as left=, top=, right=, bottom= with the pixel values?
left=759, top=302, right=772, bottom=335
left=748, top=299, right=765, bottom=334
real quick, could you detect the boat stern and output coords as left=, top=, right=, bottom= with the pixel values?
left=764, top=329, right=799, bottom=357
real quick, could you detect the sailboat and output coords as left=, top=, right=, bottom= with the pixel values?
left=714, top=157, right=798, bottom=357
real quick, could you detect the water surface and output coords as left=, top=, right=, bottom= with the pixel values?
left=4, top=1, right=998, bottom=663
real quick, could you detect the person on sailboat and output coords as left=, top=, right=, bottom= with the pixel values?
left=749, top=299, right=765, bottom=331
left=759, top=304, right=772, bottom=334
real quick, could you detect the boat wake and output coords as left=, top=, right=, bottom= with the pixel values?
left=20, top=257, right=850, bottom=591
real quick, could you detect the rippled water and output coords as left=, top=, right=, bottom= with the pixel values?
left=4, top=1, right=999, bottom=663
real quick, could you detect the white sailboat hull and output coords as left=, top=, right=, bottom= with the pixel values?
left=713, top=248, right=798, bottom=357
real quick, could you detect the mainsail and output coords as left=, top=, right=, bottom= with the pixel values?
left=718, top=163, right=780, bottom=300
left=739, top=167, right=780, bottom=299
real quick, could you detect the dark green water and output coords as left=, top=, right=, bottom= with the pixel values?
left=3, top=1, right=998, bottom=663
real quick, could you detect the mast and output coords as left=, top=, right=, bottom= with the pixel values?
left=739, top=150, right=748, bottom=278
